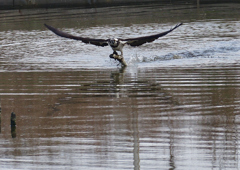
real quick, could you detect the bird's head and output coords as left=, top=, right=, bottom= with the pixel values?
left=108, top=38, right=119, bottom=47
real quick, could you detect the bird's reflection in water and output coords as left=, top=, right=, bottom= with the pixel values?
left=110, top=66, right=127, bottom=98
left=110, top=66, right=140, bottom=170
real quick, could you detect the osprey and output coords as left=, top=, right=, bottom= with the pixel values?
left=44, top=23, right=182, bottom=66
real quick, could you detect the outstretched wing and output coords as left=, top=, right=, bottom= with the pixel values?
left=44, top=24, right=109, bottom=47
left=122, top=23, right=183, bottom=47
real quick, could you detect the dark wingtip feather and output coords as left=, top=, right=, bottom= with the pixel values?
left=44, top=23, right=50, bottom=29
left=171, top=22, right=183, bottom=31
left=44, top=23, right=56, bottom=32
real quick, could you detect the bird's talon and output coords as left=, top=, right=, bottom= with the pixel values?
left=113, top=51, right=118, bottom=55
left=109, top=53, right=126, bottom=66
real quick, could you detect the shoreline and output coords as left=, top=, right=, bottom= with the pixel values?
left=0, top=0, right=239, bottom=10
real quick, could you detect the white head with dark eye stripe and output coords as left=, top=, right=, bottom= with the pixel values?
left=108, top=38, right=119, bottom=47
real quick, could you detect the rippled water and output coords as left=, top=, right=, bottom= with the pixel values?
left=1, top=2, right=240, bottom=169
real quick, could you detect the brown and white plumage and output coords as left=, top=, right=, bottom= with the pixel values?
left=44, top=23, right=182, bottom=66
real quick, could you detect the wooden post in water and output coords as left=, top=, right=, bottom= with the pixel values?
left=11, top=112, right=16, bottom=138
left=197, top=0, right=200, bottom=8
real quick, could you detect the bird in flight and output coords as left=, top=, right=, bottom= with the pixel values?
left=44, top=23, right=182, bottom=66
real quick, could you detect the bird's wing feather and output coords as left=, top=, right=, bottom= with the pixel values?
left=44, top=24, right=108, bottom=47
left=121, top=23, right=182, bottom=47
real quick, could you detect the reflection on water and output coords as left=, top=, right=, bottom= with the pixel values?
left=1, top=2, right=240, bottom=170
left=0, top=66, right=240, bottom=169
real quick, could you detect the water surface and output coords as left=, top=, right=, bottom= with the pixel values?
left=1, top=2, right=240, bottom=169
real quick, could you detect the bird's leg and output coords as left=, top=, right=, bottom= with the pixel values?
left=119, top=50, right=123, bottom=59
left=115, top=50, right=127, bottom=66
left=113, top=51, right=118, bottom=55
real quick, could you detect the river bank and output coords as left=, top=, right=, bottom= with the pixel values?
left=1, top=0, right=175, bottom=9
left=0, top=0, right=240, bottom=9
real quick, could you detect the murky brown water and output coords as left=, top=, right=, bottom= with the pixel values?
left=1, top=2, right=240, bottom=169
